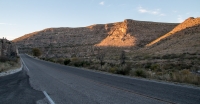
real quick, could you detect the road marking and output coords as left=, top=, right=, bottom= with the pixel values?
left=43, top=91, right=55, bottom=104
left=20, top=58, right=29, bottom=72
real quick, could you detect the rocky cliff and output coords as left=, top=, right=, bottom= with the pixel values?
left=13, top=19, right=178, bottom=58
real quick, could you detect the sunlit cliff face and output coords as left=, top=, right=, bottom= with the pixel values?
left=96, top=21, right=136, bottom=47
left=96, top=33, right=136, bottom=47
left=146, top=17, right=200, bottom=47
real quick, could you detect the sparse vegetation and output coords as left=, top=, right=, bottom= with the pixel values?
left=0, top=56, right=20, bottom=73
left=24, top=17, right=200, bottom=86
left=120, top=50, right=126, bottom=65
left=96, top=50, right=105, bottom=69
left=64, top=58, right=71, bottom=65
left=0, top=56, right=9, bottom=62
left=130, top=69, right=147, bottom=78
left=32, top=48, right=41, bottom=57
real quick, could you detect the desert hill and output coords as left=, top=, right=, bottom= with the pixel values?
left=12, top=17, right=200, bottom=85
left=143, top=17, right=200, bottom=55
left=13, top=19, right=178, bottom=58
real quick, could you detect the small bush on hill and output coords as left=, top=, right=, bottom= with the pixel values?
left=64, top=58, right=71, bottom=65
left=32, top=48, right=41, bottom=57
left=130, top=69, right=147, bottom=78
left=56, top=58, right=64, bottom=64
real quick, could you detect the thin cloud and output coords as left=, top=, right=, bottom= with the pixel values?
left=99, top=1, right=104, bottom=5
left=138, top=6, right=148, bottom=13
left=137, top=6, right=166, bottom=16
left=0, top=23, right=17, bottom=26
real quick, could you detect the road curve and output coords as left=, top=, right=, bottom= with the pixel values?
left=20, top=54, right=200, bottom=104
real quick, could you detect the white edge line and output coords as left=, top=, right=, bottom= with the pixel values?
left=43, top=91, right=55, bottom=104
left=20, top=58, right=29, bottom=72
left=21, top=56, right=55, bottom=103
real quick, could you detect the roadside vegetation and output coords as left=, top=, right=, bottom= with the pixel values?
left=0, top=56, right=20, bottom=73
left=34, top=47, right=200, bottom=86
left=32, top=48, right=41, bottom=57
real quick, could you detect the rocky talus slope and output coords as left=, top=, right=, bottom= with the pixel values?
left=13, top=19, right=178, bottom=58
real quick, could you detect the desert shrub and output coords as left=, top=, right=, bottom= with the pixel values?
left=69, top=58, right=88, bottom=67
left=71, top=57, right=79, bottom=62
left=47, top=58, right=55, bottom=63
left=64, top=58, right=71, bottom=65
left=74, top=61, right=83, bottom=67
left=88, top=64, right=99, bottom=70
left=57, top=58, right=64, bottom=64
left=40, top=58, right=46, bottom=60
left=116, top=69, right=127, bottom=75
left=180, top=69, right=190, bottom=75
left=0, top=56, right=9, bottom=62
left=150, top=64, right=160, bottom=71
left=170, top=69, right=200, bottom=85
left=32, top=48, right=41, bottom=57
left=130, top=69, right=147, bottom=78
left=82, top=61, right=91, bottom=67
left=109, top=67, right=117, bottom=73
left=144, top=63, right=152, bottom=69
left=115, top=64, right=131, bottom=75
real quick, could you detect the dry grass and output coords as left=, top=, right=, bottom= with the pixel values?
left=0, top=60, right=21, bottom=73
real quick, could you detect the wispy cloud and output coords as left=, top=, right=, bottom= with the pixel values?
left=137, top=6, right=166, bottom=16
left=99, top=1, right=104, bottom=5
left=0, top=23, right=17, bottom=26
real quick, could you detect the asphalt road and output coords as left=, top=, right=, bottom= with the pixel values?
left=0, top=67, right=45, bottom=104
left=2, top=54, right=200, bottom=104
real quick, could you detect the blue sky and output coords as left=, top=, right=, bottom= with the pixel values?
left=1, top=0, right=199, bottom=40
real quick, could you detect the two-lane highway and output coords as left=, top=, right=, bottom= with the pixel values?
left=19, top=54, right=200, bottom=104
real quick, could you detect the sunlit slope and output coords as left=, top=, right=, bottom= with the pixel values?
left=146, top=17, right=200, bottom=47
left=144, top=17, right=200, bottom=54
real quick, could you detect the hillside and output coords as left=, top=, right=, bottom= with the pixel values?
left=13, top=19, right=178, bottom=58
left=12, top=17, right=200, bottom=85
left=144, top=17, right=200, bottom=55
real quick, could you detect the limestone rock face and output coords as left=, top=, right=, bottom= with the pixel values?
left=13, top=19, right=178, bottom=58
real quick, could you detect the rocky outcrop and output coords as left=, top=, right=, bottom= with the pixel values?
left=13, top=19, right=178, bottom=58
left=0, top=37, right=17, bottom=57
